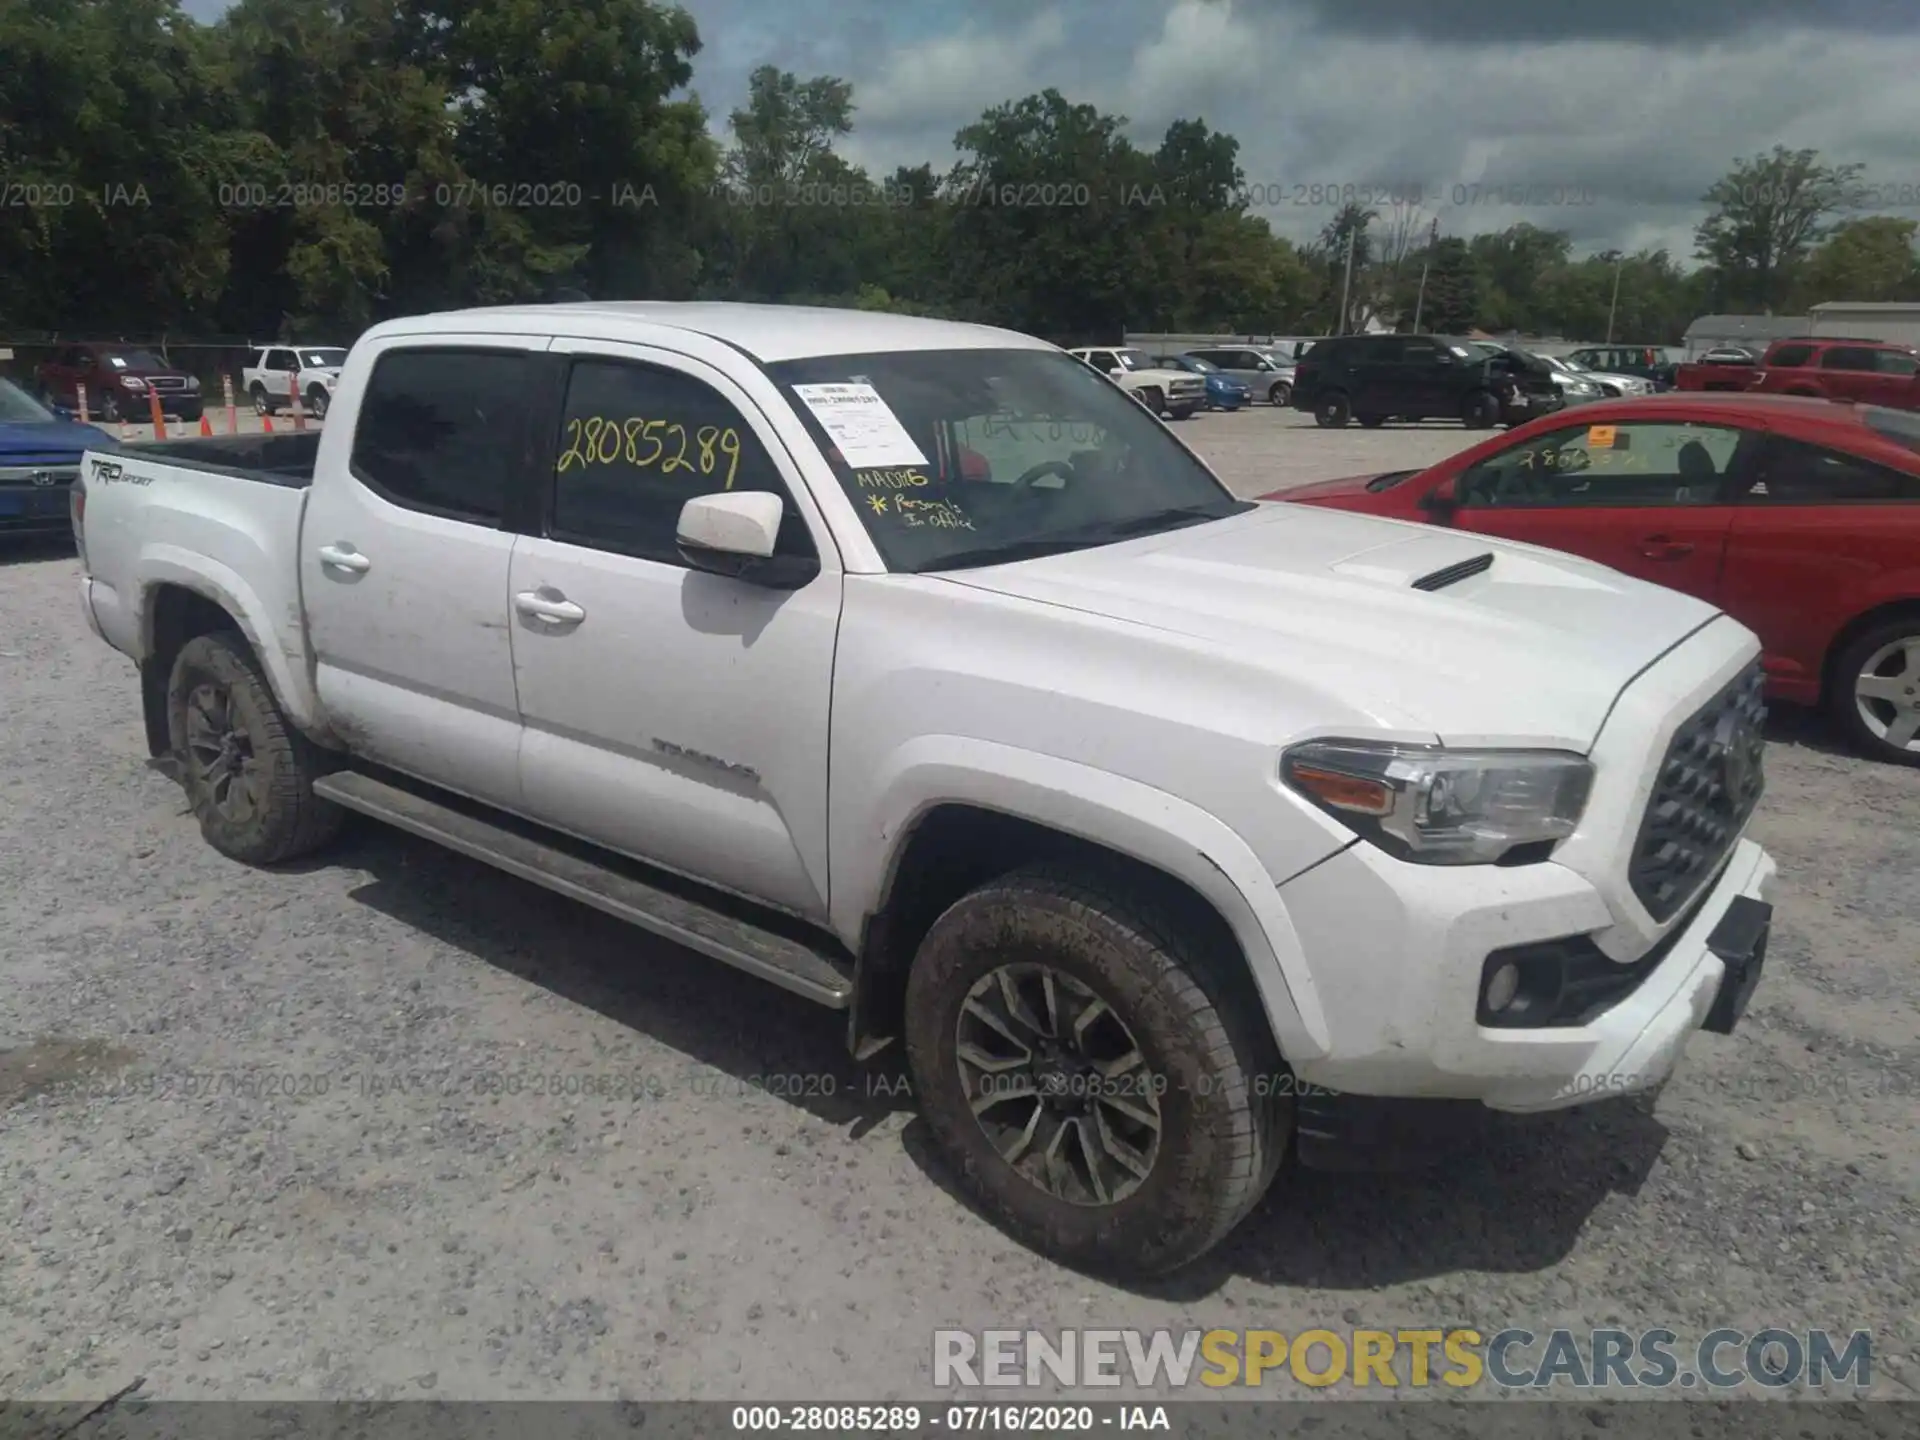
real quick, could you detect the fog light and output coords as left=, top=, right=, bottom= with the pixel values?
left=1484, top=962, right=1520, bottom=1012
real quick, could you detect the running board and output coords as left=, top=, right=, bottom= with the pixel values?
left=312, top=770, right=855, bottom=1008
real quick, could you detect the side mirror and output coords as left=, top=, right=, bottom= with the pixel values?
left=676, top=492, right=817, bottom=589
left=1421, top=480, right=1459, bottom=520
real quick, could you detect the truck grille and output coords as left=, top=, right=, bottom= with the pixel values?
left=147, top=376, right=188, bottom=391
left=0, top=465, right=79, bottom=488
left=1628, top=662, right=1766, bottom=923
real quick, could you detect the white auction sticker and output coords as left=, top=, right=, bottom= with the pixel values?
left=790, top=382, right=929, bottom=469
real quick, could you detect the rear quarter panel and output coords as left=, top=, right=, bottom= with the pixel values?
left=81, top=447, right=326, bottom=735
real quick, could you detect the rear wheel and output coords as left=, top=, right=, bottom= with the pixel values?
left=1461, top=390, right=1500, bottom=429
left=167, top=632, right=347, bottom=863
left=1267, top=381, right=1292, bottom=406
left=1832, top=618, right=1920, bottom=767
left=1313, top=392, right=1351, bottom=428
left=250, top=384, right=274, bottom=416
left=904, top=863, right=1287, bottom=1277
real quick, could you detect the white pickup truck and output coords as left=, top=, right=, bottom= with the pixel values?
left=1066, top=346, right=1207, bottom=420
left=74, top=302, right=1777, bottom=1276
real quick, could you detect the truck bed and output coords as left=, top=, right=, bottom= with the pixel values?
left=131, top=430, right=322, bottom=487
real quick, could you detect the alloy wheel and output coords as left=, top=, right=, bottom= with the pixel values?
left=954, top=963, right=1162, bottom=1206
left=184, top=682, right=263, bottom=824
left=1855, top=636, right=1920, bottom=753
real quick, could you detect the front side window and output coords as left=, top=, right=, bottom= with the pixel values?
left=1458, top=420, right=1748, bottom=508
left=1768, top=344, right=1814, bottom=368
left=350, top=348, right=531, bottom=523
left=766, top=348, right=1250, bottom=573
left=547, top=359, right=813, bottom=565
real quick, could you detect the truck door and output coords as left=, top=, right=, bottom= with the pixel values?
left=506, top=341, right=841, bottom=919
left=299, top=336, right=546, bottom=807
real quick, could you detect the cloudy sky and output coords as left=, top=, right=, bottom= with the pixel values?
left=179, top=0, right=1920, bottom=261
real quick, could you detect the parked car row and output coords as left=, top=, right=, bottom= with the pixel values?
left=30, top=342, right=350, bottom=425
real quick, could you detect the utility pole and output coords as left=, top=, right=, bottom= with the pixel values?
left=1604, top=253, right=1624, bottom=343
left=1337, top=225, right=1357, bottom=334
left=1411, top=216, right=1439, bottom=331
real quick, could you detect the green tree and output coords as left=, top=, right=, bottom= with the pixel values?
left=1694, top=147, right=1864, bottom=310
left=942, top=90, right=1165, bottom=339
left=1796, top=216, right=1920, bottom=306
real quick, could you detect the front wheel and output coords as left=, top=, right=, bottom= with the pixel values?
left=1137, top=386, right=1165, bottom=417
left=1268, top=381, right=1292, bottom=406
left=307, top=386, right=330, bottom=419
left=167, top=632, right=347, bottom=863
left=904, top=863, right=1287, bottom=1277
left=1832, top=618, right=1920, bottom=767
left=1313, top=392, right=1351, bottom=428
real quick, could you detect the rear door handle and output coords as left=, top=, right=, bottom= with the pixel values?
left=316, top=543, right=371, bottom=573
left=514, top=590, right=585, bottom=625
left=1639, top=535, right=1694, bottom=560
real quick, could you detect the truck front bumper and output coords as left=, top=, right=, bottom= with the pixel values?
left=1276, top=834, right=1777, bottom=1116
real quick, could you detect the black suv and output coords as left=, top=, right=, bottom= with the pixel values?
left=1289, top=334, right=1564, bottom=429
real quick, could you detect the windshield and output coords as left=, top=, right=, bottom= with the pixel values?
left=766, top=348, right=1251, bottom=573
left=102, top=350, right=167, bottom=370
left=300, top=348, right=347, bottom=368
left=0, top=377, right=57, bottom=423
left=1863, top=406, right=1920, bottom=455
left=1113, top=348, right=1154, bottom=371
left=1179, top=356, right=1216, bottom=373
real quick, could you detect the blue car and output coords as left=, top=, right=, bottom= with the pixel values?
left=1154, top=354, right=1251, bottom=411
left=0, top=376, right=115, bottom=533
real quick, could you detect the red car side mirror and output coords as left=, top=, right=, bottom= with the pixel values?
left=1421, top=479, right=1459, bottom=520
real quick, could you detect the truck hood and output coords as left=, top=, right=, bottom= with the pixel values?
left=935, top=503, right=1723, bottom=750
left=1122, top=367, right=1203, bottom=387
left=0, top=419, right=116, bottom=464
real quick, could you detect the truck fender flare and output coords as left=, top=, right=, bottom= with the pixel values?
left=135, top=545, right=331, bottom=740
left=843, top=735, right=1334, bottom=1062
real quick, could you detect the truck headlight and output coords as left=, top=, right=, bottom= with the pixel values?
left=1281, top=741, right=1593, bottom=865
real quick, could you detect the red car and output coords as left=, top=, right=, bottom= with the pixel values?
left=1676, top=336, right=1920, bottom=409
left=35, top=342, right=204, bottom=424
left=1269, top=394, right=1920, bottom=766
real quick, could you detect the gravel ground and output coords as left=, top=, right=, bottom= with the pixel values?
left=1, top=407, right=1916, bottom=1407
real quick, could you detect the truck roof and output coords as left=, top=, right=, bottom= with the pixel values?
left=363, top=301, right=1055, bottom=364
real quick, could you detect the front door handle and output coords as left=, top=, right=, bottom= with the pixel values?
left=514, top=590, right=585, bottom=625
left=316, top=543, right=371, bottom=573
left=1639, top=534, right=1694, bottom=560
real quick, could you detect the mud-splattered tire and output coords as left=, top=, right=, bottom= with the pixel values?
left=166, top=632, right=346, bottom=864
left=904, top=862, right=1287, bottom=1277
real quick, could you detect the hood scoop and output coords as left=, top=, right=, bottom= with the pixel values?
left=1411, top=552, right=1494, bottom=591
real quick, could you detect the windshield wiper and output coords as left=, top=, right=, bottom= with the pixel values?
left=920, top=536, right=1101, bottom=571
left=918, top=505, right=1240, bottom=573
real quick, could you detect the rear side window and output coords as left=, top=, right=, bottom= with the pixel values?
left=1747, top=436, right=1920, bottom=502
left=1768, top=344, right=1814, bottom=368
left=1819, top=347, right=1879, bottom=371
left=548, top=358, right=813, bottom=566
left=1863, top=407, right=1920, bottom=455
left=350, top=348, right=531, bottom=523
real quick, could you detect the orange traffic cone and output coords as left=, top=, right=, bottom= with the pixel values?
left=200, top=414, right=214, bottom=437
left=262, top=415, right=274, bottom=433
left=148, top=390, right=169, bottom=441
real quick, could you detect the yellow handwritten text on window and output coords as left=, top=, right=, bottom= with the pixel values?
left=557, top=416, right=743, bottom=490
